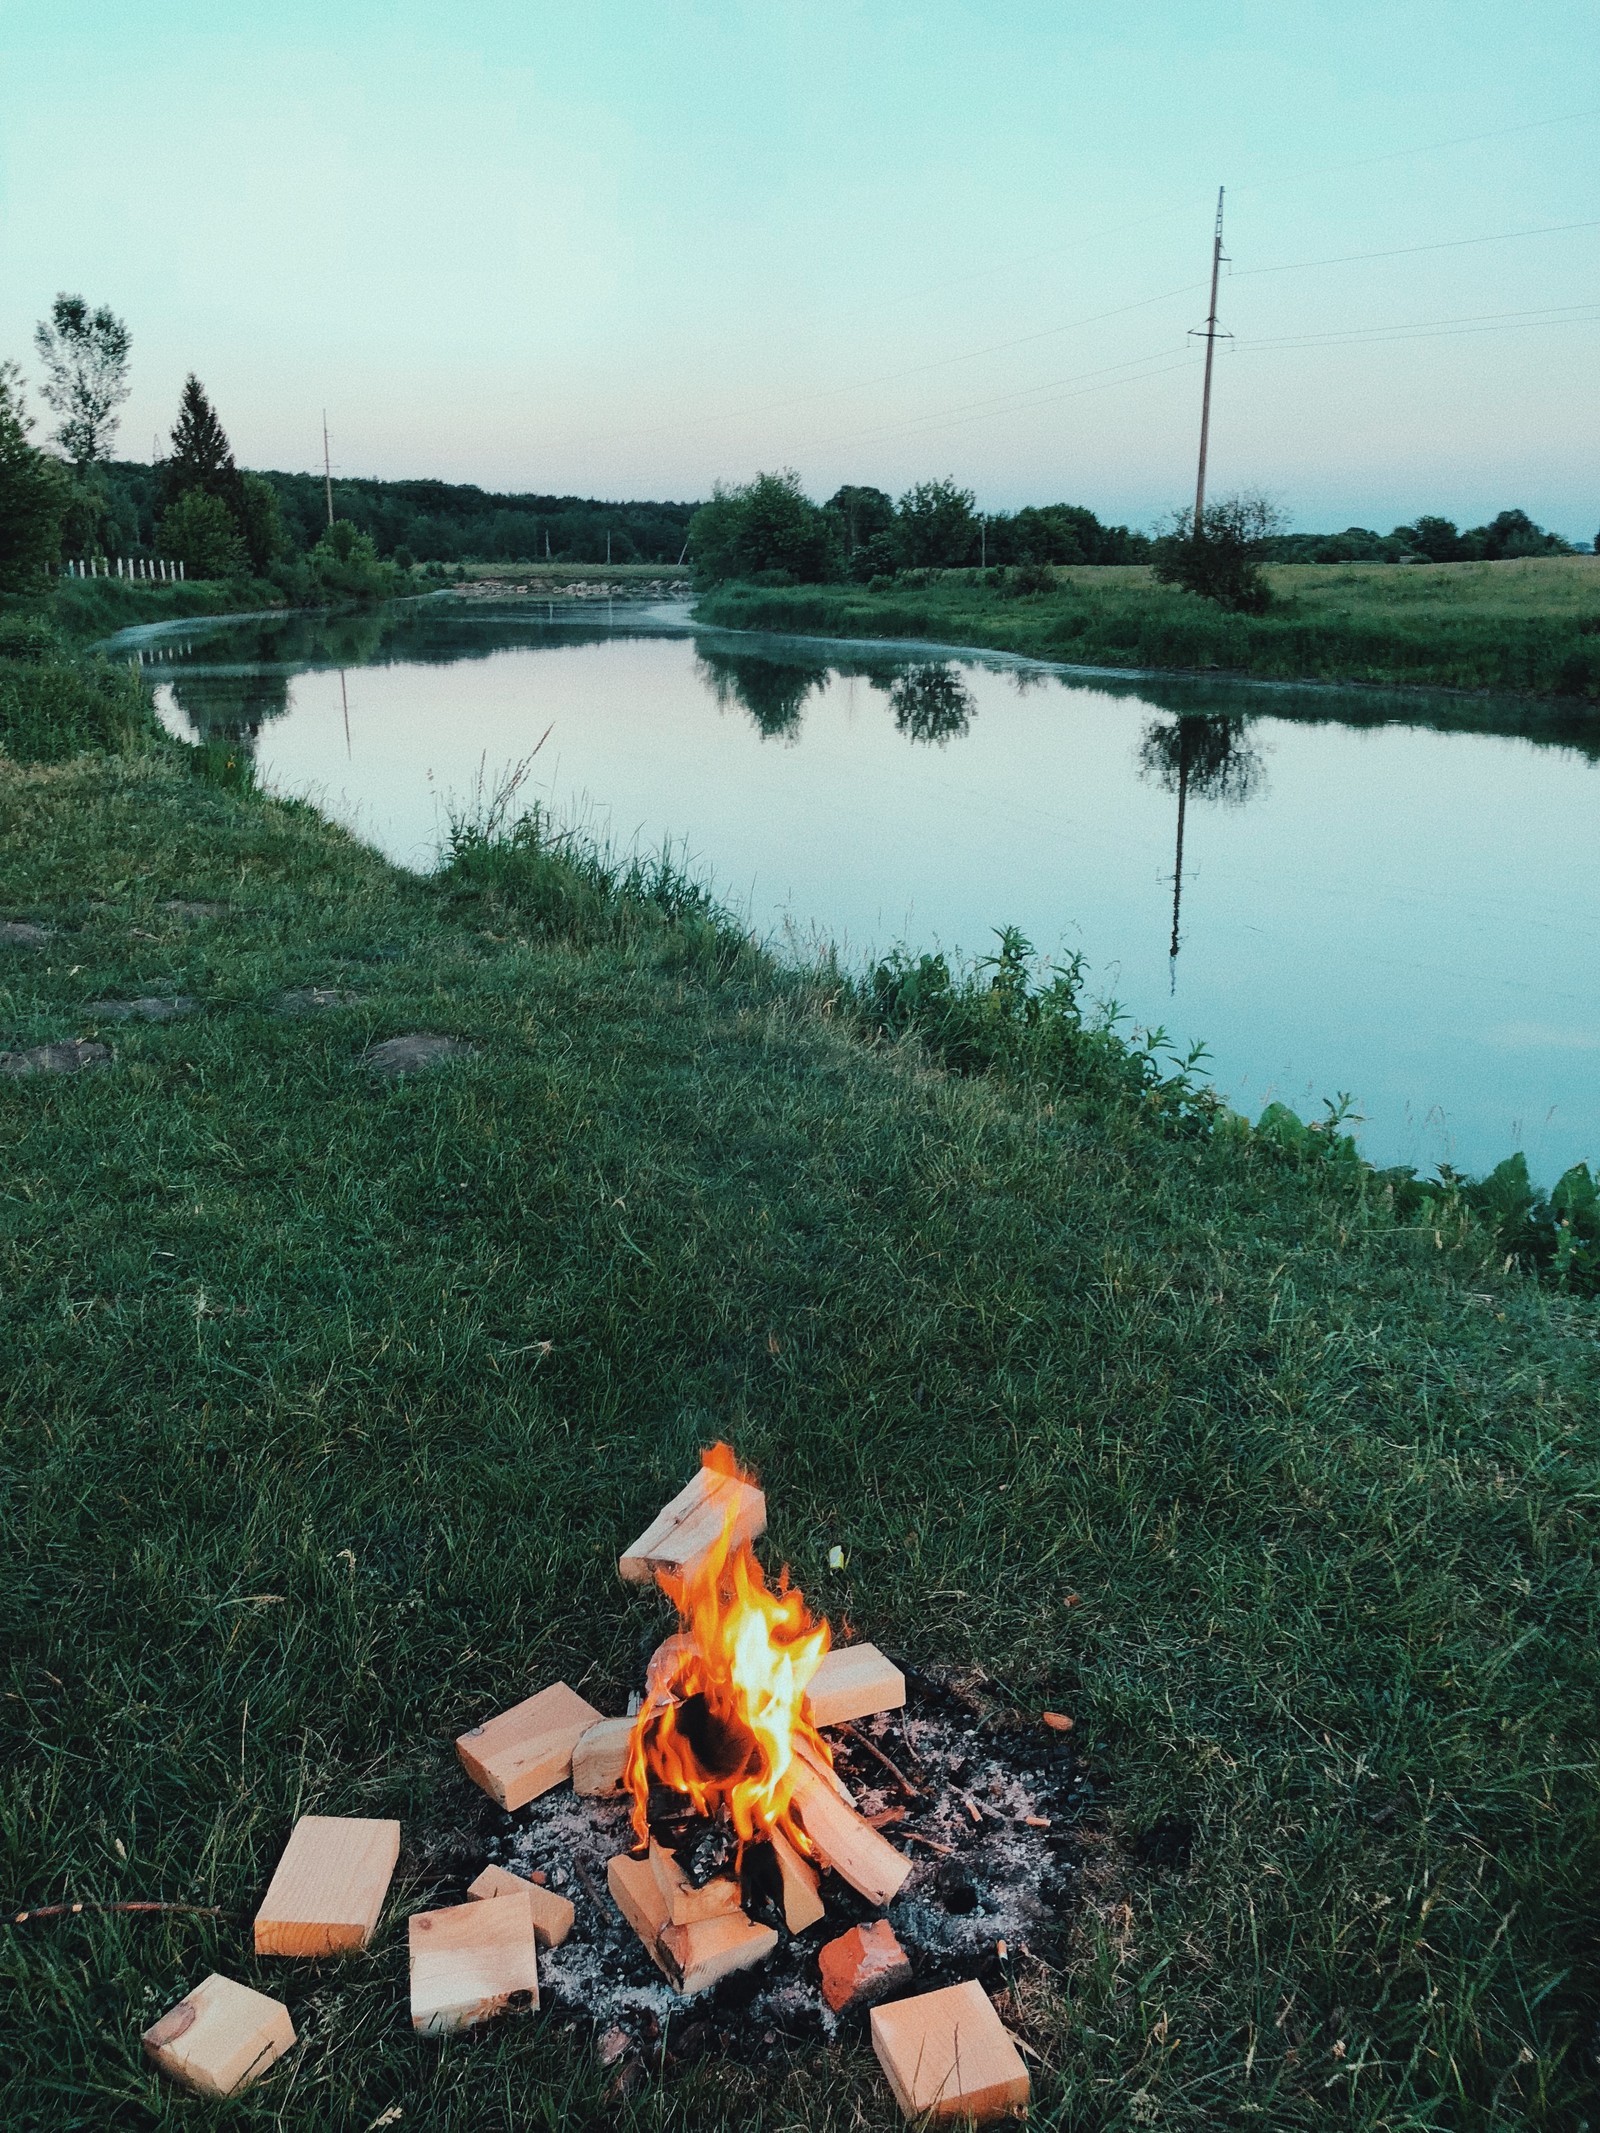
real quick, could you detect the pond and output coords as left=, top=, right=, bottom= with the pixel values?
left=116, top=595, right=1598, bottom=1184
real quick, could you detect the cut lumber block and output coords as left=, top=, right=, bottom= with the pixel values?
left=572, top=1716, right=635, bottom=1796
left=870, top=1980, right=1030, bottom=2125
left=456, top=1681, right=604, bottom=1810
left=660, top=1909, right=778, bottom=1997
left=619, top=1464, right=766, bottom=1584
left=409, top=1890, right=540, bottom=2035
left=467, top=1864, right=575, bottom=1947
left=606, top=1849, right=673, bottom=1982
left=648, top=1839, right=742, bottom=1927
left=253, top=1814, right=400, bottom=1957
left=770, top=1827, right=825, bottom=1932
left=791, top=1761, right=911, bottom=1909
left=819, top=1918, right=911, bottom=2013
left=142, top=1973, right=294, bottom=2097
left=806, top=1643, right=906, bottom=1729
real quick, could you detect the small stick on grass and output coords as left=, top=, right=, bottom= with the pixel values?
left=10, top=1901, right=228, bottom=1924
left=838, top=1724, right=921, bottom=1798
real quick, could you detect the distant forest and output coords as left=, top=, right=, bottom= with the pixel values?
left=89, top=463, right=699, bottom=566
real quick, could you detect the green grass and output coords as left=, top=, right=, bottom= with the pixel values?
left=0, top=645, right=1596, bottom=2128
left=47, top=577, right=289, bottom=644
left=697, top=555, right=1600, bottom=700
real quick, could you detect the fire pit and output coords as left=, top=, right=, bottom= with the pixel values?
left=441, top=1446, right=1101, bottom=2118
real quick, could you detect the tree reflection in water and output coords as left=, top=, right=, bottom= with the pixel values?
left=696, top=649, right=830, bottom=741
left=1136, top=713, right=1266, bottom=979
left=889, top=662, right=976, bottom=745
left=164, top=667, right=291, bottom=759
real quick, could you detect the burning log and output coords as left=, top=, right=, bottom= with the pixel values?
left=768, top=1827, right=825, bottom=1931
left=455, top=1680, right=604, bottom=1810
left=572, top=1716, right=635, bottom=1796
left=409, top=1890, right=540, bottom=2035
left=605, top=1849, right=777, bottom=1997
left=789, top=1759, right=912, bottom=1909
left=804, top=1643, right=906, bottom=1729
left=648, top=1840, right=743, bottom=1927
left=619, top=1448, right=766, bottom=1585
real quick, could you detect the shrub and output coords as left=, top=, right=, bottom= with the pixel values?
left=688, top=471, right=841, bottom=585
left=1153, top=493, right=1283, bottom=613
left=158, top=487, right=247, bottom=579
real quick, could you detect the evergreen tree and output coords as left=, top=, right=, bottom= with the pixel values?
left=0, top=363, right=69, bottom=589
left=162, top=375, right=244, bottom=520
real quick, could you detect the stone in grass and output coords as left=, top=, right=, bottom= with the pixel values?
left=0, top=1040, right=110, bottom=1077
left=142, top=1972, right=295, bottom=2097
left=83, top=996, right=199, bottom=1022
left=275, top=987, right=361, bottom=1014
left=818, top=1918, right=912, bottom=2014
left=160, top=900, right=229, bottom=922
left=362, top=1032, right=476, bottom=1077
left=0, top=921, right=51, bottom=948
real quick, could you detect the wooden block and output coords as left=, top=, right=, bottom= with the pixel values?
left=870, top=1980, right=1030, bottom=2125
left=607, top=1849, right=674, bottom=1981
left=572, top=1716, right=635, bottom=1796
left=819, top=1918, right=911, bottom=2013
left=770, top=1828, right=825, bottom=1932
left=142, top=1972, right=295, bottom=2096
left=619, top=1464, right=766, bottom=1584
left=648, top=1839, right=742, bottom=1927
left=456, top=1681, right=604, bottom=1810
left=791, top=1761, right=912, bottom=1908
left=253, top=1814, right=400, bottom=1957
left=806, top=1643, right=907, bottom=1729
left=660, top=1909, right=778, bottom=1997
left=409, top=1891, right=540, bottom=2035
left=467, top=1864, right=575, bottom=1948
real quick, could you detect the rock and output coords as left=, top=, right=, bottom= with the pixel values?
left=275, top=988, right=361, bottom=1014
left=0, top=921, right=51, bottom=948
left=0, top=1040, right=111, bottom=1077
left=817, top=1918, right=912, bottom=2014
left=362, top=1033, right=475, bottom=1077
left=83, top=996, right=198, bottom=1022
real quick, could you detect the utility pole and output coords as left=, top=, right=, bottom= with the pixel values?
left=322, top=412, right=335, bottom=528
left=1191, top=188, right=1228, bottom=528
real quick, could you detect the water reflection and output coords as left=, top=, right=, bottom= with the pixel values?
left=1136, top=714, right=1266, bottom=979
left=889, top=663, right=976, bottom=746
left=698, top=649, right=831, bottom=741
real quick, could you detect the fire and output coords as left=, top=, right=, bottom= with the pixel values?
left=625, top=1445, right=832, bottom=1853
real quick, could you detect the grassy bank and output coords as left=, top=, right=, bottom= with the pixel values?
left=697, top=555, right=1600, bottom=700
left=49, top=576, right=288, bottom=644
left=0, top=635, right=1597, bottom=2129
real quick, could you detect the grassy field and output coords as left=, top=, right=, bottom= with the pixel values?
left=697, top=555, right=1600, bottom=700
left=0, top=628, right=1597, bottom=2129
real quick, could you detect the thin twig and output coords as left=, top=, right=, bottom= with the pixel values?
left=839, top=1723, right=921, bottom=1798
left=10, top=1901, right=228, bottom=1924
left=898, top=1830, right=955, bottom=1857
left=569, top=1858, right=608, bottom=1914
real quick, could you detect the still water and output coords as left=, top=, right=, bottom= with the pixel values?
left=119, top=596, right=1598, bottom=1184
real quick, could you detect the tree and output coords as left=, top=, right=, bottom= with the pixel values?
left=1152, top=493, right=1284, bottom=613
left=0, top=363, right=69, bottom=590
left=687, top=471, right=840, bottom=585
left=163, top=376, right=244, bottom=515
left=305, top=518, right=400, bottom=603
left=32, top=294, right=132, bottom=468
left=826, top=484, right=897, bottom=557
left=237, top=473, right=284, bottom=576
left=897, top=479, right=977, bottom=568
left=159, top=488, right=248, bottom=578
left=1401, top=514, right=1461, bottom=563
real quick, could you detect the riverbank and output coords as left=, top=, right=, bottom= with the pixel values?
left=697, top=554, right=1600, bottom=701
left=0, top=626, right=1596, bottom=2127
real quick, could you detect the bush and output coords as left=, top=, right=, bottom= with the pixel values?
left=0, top=651, right=155, bottom=761
left=158, top=487, right=247, bottom=579
left=1153, top=493, right=1283, bottom=613
left=304, top=519, right=402, bottom=604
left=0, top=365, right=68, bottom=593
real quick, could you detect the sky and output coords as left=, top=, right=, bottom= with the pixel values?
left=2, top=1, right=1595, bottom=532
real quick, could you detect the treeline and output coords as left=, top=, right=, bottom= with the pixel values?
left=87, top=463, right=698, bottom=570
left=1262, top=510, right=1577, bottom=565
left=689, top=472, right=1149, bottom=587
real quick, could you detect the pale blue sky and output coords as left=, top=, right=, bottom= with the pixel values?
left=2, top=1, right=1595, bottom=531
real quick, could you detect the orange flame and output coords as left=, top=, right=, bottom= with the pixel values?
left=624, top=1445, right=832, bottom=1853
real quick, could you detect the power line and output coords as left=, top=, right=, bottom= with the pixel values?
left=1236, top=217, right=1600, bottom=280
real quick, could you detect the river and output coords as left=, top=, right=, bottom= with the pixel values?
left=114, top=594, right=1598, bottom=1185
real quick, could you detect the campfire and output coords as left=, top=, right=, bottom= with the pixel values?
left=153, top=1445, right=1087, bottom=2123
